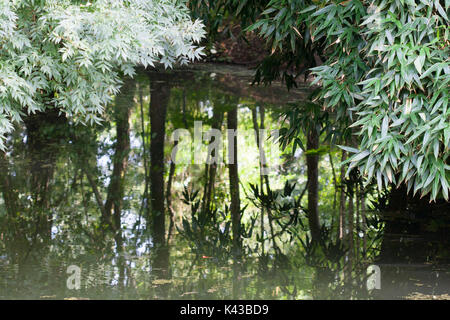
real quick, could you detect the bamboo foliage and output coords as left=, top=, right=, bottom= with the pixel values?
left=308, top=0, right=449, bottom=201
left=0, top=0, right=206, bottom=149
left=248, top=0, right=449, bottom=201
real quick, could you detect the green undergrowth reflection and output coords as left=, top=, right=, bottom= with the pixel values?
left=0, top=64, right=447, bottom=300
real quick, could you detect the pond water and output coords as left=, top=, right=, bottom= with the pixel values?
left=0, top=63, right=449, bottom=300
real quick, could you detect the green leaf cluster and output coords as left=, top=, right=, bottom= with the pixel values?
left=312, top=0, right=449, bottom=201
left=251, top=0, right=449, bottom=201
left=0, top=0, right=206, bottom=149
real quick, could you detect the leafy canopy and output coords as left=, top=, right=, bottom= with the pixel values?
left=251, top=0, right=449, bottom=201
left=0, top=0, right=205, bottom=148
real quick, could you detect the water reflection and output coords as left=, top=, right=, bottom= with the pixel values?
left=0, top=64, right=448, bottom=300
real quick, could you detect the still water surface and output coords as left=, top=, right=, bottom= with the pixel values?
left=0, top=64, right=448, bottom=300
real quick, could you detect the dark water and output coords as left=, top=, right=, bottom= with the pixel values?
left=0, top=63, right=448, bottom=300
